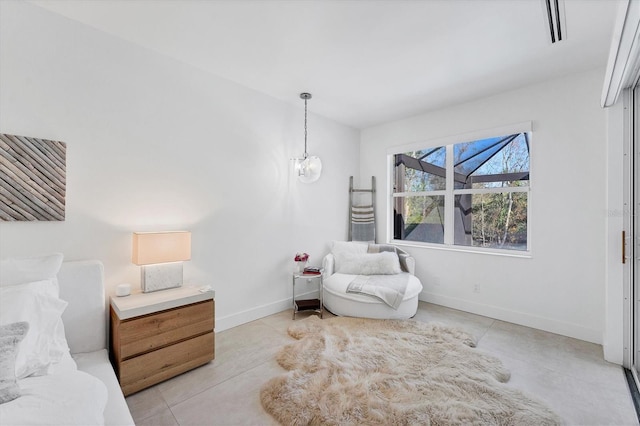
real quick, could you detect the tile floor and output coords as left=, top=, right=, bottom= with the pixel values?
left=126, top=302, right=638, bottom=425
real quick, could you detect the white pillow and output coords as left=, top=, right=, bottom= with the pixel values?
left=0, top=283, right=68, bottom=378
left=46, top=351, right=77, bottom=375
left=0, top=322, right=29, bottom=404
left=336, top=252, right=402, bottom=275
left=0, top=253, right=63, bottom=289
left=331, top=241, right=368, bottom=271
left=0, top=254, right=70, bottom=373
left=47, top=319, right=70, bottom=369
left=0, top=279, right=70, bottom=373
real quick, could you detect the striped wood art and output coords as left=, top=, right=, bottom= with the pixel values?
left=0, top=133, right=66, bottom=221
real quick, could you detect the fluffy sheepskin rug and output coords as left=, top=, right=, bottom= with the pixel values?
left=260, top=316, right=561, bottom=425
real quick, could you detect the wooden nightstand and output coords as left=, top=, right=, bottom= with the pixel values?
left=109, top=286, right=215, bottom=396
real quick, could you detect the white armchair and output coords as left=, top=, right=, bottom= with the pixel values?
left=322, top=242, right=423, bottom=319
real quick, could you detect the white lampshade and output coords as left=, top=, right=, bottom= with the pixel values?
left=132, top=231, right=191, bottom=293
left=132, top=231, right=191, bottom=265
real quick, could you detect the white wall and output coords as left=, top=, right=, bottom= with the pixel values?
left=361, top=69, right=608, bottom=344
left=0, top=1, right=360, bottom=330
left=1, top=2, right=623, bottom=355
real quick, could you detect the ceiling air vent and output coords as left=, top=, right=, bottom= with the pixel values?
left=543, top=0, right=566, bottom=43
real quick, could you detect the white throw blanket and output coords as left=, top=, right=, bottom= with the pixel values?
left=0, top=370, right=108, bottom=425
left=346, top=273, right=409, bottom=309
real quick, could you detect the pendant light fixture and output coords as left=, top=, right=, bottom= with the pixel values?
left=295, top=92, right=322, bottom=183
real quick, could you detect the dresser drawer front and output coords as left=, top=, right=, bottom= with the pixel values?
left=118, top=300, right=214, bottom=359
left=119, top=331, right=214, bottom=396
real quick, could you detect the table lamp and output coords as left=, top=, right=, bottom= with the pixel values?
left=132, top=231, right=191, bottom=293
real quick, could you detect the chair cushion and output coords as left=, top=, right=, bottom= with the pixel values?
left=336, top=252, right=402, bottom=275
left=331, top=241, right=368, bottom=271
left=324, top=273, right=423, bottom=303
left=323, top=273, right=423, bottom=319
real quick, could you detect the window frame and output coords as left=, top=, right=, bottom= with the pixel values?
left=387, top=122, right=532, bottom=257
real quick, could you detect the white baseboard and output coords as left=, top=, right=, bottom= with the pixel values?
left=420, top=291, right=603, bottom=344
left=215, top=290, right=318, bottom=332
left=216, top=291, right=602, bottom=345
left=215, top=298, right=291, bottom=332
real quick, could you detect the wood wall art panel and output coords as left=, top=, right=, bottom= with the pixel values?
left=0, top=133, right=66, bottom=221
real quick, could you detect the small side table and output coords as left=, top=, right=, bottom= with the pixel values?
left=292, top=271, right=324, bottom=320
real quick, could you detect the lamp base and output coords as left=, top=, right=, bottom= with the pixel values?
left=141, top=262, right=183, bottom=293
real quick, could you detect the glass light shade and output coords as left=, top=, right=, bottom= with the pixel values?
left=297, top=156, right=322, bottom=183
left=132, top=231, right=191, bottom=265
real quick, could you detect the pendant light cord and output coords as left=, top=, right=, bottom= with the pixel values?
left=296, top=92, right=321, bottom=182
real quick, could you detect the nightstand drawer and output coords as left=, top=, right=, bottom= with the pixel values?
left=118, top=331, right=214, bottom=396
left=118, top=300, right=214, bottom=359
left=110, top=288, right=215, bottom=396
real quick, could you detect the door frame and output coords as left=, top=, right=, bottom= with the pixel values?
left=623, top=87, right=633, bottom=370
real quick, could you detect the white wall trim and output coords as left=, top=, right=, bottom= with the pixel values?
left=420, top=292, right=603, bottom=345
left=215, top=290, right=318, bottom=332
left=215, top=298, right=292, bottom=332
left=602, top=0, right=639, bottom=107
left=385, top=121, right=532, bottom=155
left=603, top=91, right=628, bottom=365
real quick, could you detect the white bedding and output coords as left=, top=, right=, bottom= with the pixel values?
left=0, top=256, right=132, bottom=426
left=0, top=369, right=108, bottom=426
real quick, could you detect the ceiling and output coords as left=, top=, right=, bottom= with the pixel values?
left=31, top=0, right=622, bottom=129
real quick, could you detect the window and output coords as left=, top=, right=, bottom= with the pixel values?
left=391, top=131, right=530, bottom=253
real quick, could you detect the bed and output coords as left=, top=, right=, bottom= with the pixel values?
left=0, top=254, right=134, bottom=426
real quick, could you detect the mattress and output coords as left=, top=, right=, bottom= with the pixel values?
left=74, top=350, right=135, bottom=426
